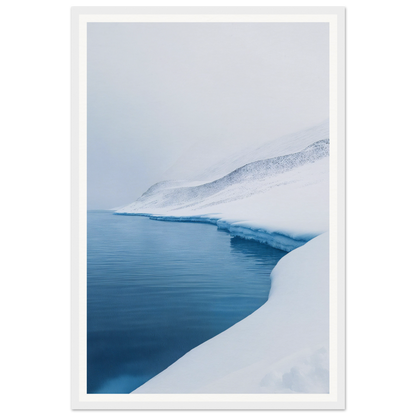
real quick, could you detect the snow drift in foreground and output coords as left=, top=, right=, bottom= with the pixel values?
left=116, top=121, right=330, bottom=393
left=132, top=233, right=329, bottom=394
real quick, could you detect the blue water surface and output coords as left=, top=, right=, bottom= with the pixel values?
left=87, top=210, right=287, bottom=394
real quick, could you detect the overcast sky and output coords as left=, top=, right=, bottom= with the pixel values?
left=87, top=22, right=329, bottom=209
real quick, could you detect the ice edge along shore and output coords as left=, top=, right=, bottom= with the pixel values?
left=114, top=212, right=310, bottom=252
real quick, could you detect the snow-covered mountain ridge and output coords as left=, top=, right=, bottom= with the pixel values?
left=121, top=138, right=328, bottom=212
left=162, top=119, right=329, bottom=182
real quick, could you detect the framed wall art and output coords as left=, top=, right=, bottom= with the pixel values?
left=71, top=6, right=345, bottom=410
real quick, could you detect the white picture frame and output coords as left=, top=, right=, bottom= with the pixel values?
left=71, top=6, right=345, bottom=410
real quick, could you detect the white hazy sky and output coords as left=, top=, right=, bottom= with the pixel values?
left=87, top=22, right=329, bottom=209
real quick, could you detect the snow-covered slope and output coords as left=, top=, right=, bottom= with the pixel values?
left=116, top=122, right=330, bottom=393
left=122, top=139, right=328, bottom=210
left=116, top=135, right=329, bottom=250
left=162, top=119, right=328, bottom=182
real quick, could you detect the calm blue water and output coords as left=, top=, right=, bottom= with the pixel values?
left=87, top=210, right=287, bottom=394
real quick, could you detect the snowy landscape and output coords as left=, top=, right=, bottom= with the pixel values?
left=85, top=21, right=332, bottom=397
left=115, top=120, right=330, bottom=393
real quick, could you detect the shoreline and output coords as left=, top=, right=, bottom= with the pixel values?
left=114, top=212, right=311, bottom=253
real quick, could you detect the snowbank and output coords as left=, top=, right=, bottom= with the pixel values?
left=131, top=233, right=329, bottom=394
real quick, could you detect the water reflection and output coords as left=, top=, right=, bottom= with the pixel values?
left=230, top=235, right=287, bottom=264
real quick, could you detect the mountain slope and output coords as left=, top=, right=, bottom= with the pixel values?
left=118, top=138, right=328, bottom=213
left=161, top=119, right=329, bottom=182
